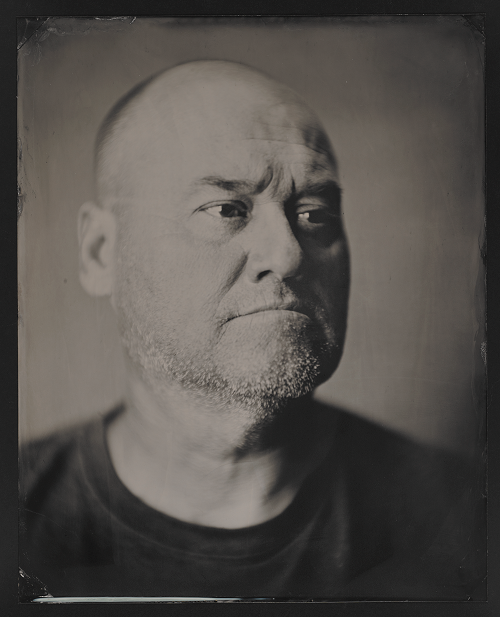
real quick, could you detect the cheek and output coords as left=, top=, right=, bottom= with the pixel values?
left=311, top=240, right=350, bottom=308
left=117, top=223, right=243, bottom=333
left=330, top=240, right=350, bottom=285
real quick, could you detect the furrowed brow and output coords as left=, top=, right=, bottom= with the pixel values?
left=191, top=175, right=340, bottom=203
left=194, top=176, right=257, bottom=193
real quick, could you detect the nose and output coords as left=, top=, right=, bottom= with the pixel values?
left=244, top=204, right=304, bottom=283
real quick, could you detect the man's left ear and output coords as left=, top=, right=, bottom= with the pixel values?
left=77, top=202, right=117, bottom=297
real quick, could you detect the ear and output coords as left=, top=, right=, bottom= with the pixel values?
left=78, top=202, right=117, bottom=297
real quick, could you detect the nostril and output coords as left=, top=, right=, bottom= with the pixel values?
left=247, top=236, right=304, bottom=283
left=255, top=269, right=272, bottom=282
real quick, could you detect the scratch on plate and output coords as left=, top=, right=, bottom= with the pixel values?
left=17, top=184, right=25, bottom=220
left=480, top=341, right=486, bottom=366
left=19, top=568, right=53, bottom=601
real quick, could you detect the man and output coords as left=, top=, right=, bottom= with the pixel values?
left=19, top=60, right=483, bottom=599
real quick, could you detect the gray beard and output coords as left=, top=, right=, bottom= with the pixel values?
left=119, top=318, right=339, bottom=419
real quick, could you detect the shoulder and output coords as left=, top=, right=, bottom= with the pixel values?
left=314, top=401, right=485, bottom=597
left=315, top=400, right=470, bottom=489
left=322, top=402, right=474, bottom=525
left=19, top=408, right=125, bottom=592
left=20, top=422, right=87, bottom=499
left=313, top=400, right=472, bottom=520
left=19, top=407, right=122, bottom=505
left=335, top=405, right=472, bottom=533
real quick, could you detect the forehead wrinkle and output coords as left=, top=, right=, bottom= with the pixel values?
left=260, top=165, right=289, bottom=202
left=256, top=165, right=275, bottom=194
left=190, top=166, right=276, bottom=198
left=243, top=137, right=335, bottom=163
left=193, top=177, right=256, bottom=194
left=188, top=157, right=337, bottom=205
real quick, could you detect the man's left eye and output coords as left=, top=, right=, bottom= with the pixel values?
left=296, top=208, right=333, bottom=226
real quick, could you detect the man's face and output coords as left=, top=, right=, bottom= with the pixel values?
left=112, top=81, right=350, bottom=411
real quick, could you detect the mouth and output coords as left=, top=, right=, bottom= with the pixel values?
left=225, top=302, right=315, bottom=323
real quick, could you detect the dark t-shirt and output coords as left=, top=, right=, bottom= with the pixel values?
left=19, top=404, right=485, bottom=600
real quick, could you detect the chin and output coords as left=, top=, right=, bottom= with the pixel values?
left=206, top=334, right=342, bottom=410
left=121, top=315, right=343, bottom=412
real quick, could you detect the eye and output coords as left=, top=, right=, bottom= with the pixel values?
left=293, top=204, right=343, bottom=246
left=296, top=206, right=337, bottom=228
left=203, top=201, right=249, bottom=219
left=297, top=209, right=332, bottom=225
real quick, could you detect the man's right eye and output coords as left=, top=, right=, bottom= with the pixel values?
left=202, top=202, right=249, bottom=219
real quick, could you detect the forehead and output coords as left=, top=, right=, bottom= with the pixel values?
left=121, top=81, right=337, bottom=204
left=185, top=125, right=335, bottom=189
left=179, top=90, right=334, bottom=169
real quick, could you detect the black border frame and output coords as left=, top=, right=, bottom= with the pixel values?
left=5, top=1, right=499, bottom=616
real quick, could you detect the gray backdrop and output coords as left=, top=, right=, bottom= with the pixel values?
left=18, top=17, right=485, bottom=454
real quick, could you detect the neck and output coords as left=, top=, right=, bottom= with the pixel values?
left=106, top=364, right=336, bottom=529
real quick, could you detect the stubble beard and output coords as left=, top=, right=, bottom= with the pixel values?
left=118, top=313, right=342, bottom=423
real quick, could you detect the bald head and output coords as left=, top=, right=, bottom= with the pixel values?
left=95, top=61, right=336, bottom=209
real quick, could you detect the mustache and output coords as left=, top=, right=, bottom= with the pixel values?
left=218, top=282, right=329, bottom=325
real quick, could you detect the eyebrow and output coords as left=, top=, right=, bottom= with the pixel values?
left=194, top=175, right=341, bottom=199
left=295, top=180, right=342, bottom=209
left=193, top=176, right=261, bottom=194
